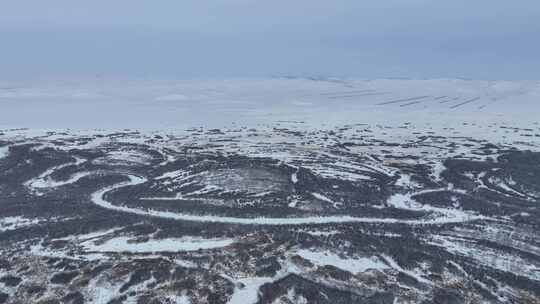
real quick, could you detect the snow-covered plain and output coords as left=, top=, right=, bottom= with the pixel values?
left=1, top=78, right=539, bottom=137
left=1, top=77, right=540, bottom=304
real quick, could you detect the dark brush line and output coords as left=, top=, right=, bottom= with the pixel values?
left=450, top=97, right=480, bottom=109
left=401, top=96, right=451, bottom=107
left=434, top=96, right=448, bottom=100
left=376, top=95, right=430, bottom=105
left=400, top=100, right=425, bottom=107
left=477, top=98, right=500, bottom=110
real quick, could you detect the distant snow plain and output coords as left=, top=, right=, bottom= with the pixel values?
left=0, top=78, right=538, bottom=136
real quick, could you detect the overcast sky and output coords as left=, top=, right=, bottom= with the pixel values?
left=1, top=0, right=539, bottom=80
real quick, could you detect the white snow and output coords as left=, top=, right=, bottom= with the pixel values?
left=427, top=234, right=540, bottom=281
left=82, top=236, right=234, bottom=253
left=86, top=279, right=122, bottom=304
left=311, top=192, right=341, bottom=208
left=0, top=216, right=40, bottom=232
left=36, top=171, right=94, bottom=189
left=295, top=249, right=388, bottom=274
left=0, top=146, right=9, bottom=159
left=276, top=289, right=308, bottom=304
left=385, top=187, right=480, bottom=224
left=251, top=191, right=274, bottom=197
left=173, top=294, right=191, bottom=304
left=24, top=156, right=87, bottom=192
left=174, top=259, right=198, bottom=268
left=381, top=255, right=432, bottom=285
left=29, top=239, right=107, bottom=261
left=1, top=78, right=539, bottom=147
left=395, top=173, right=420, bottom=188
left=303, top=230, right=340, bottom=237
left=93, top=150, right=152, bottom=166
left=430, top=161, right=446, bottom=182
left=226, top=264, right=296, bottom=304
left=2, top=77, right=540, bottom=302
left=287, top=198, right=299, bottom=208
left=488, top=176, right=528, bottom=198
left=155, top=169, right=190, bottom=180
left=227, top=276, right=275, bottom=304
left=387, top=193, right=422, bottom=210
left=55, top=227, right=123, bottom=242
left=291, top=171, right=298, bottom=184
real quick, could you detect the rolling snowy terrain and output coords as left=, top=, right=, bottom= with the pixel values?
left=1, top=78, right=540, bottom=303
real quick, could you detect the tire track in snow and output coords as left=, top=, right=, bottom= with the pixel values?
left=376, top=95, right=431, bottom=105
left=399, top=96, right=453, bottom=107
left=450, top=97, right=481, bottom=109
left=399, top=100, right=428, bottom=107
